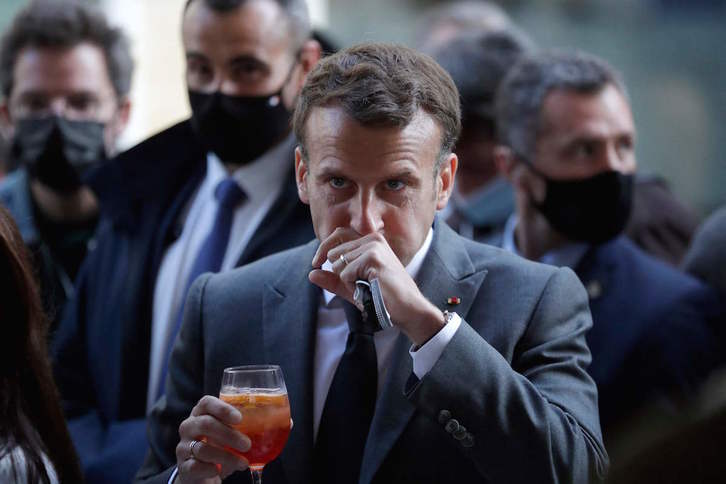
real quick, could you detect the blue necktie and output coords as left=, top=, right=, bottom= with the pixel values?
left=156, top=178, right=246, bottom=400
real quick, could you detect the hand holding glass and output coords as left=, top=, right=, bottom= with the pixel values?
left=219, top=365, right=291, bottom=484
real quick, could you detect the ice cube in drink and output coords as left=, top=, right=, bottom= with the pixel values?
left=219, top=388, right=291, bottom=470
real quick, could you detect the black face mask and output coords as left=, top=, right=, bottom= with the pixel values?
left=10, top=116, right=107, bottom=194
left=188, top=70, right=295, bottom=166
left=528, top=164, right=634, bottom=244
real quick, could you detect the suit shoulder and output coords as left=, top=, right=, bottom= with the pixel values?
left=615, top=238, right=708, bottom=293
left=598, top=238, right=717, bottom=318
left=461, top=237, right=563, bottom=283
left=206, top=241, right=316, bottom=293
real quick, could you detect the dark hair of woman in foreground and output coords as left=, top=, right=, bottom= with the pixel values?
left=0, top=205, right=83, bottom=483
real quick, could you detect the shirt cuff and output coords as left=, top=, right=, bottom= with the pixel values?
left=168, top=466, right=178, bottom=484
left=409, top=312, right=461, bottom=379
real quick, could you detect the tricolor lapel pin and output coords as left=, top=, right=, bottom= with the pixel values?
left=446, top=297, right=461, bottom=306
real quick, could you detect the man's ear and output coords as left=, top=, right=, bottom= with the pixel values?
left=299, top=39, right=321, bottom=74
left=104, top=97, right=132, bottom=154
left=495, top=145, right=546, bottom=204
left=283, top=39, right=321, bottom=110
left=293, top=39, right=322, bottom=92
left=0, top=102, right=14, bottom=140
left=113, top=96, right=132, bottom=136
left=295, top=146, right=310, bottom=204
left=435, top=153, right=458, bottom=210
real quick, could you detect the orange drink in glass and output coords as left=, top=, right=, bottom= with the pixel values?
left=220, top=365, right=290, bottom=484
left=219, top=391, right=291, bottom=468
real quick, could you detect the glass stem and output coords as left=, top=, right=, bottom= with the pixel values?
left=251, top=469, right=263, bottom=484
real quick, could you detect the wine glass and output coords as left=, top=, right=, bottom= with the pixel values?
left=219, top=365, right=291, bottom=484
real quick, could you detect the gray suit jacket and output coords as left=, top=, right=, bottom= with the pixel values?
left=136, top=220, right=608, bottom=483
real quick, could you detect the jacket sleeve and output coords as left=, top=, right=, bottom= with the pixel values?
left=52, top=233, right=149, bottom=484
left=405, top=267, right=609, bottom=483
left=134, top=273, right=212, bottom=483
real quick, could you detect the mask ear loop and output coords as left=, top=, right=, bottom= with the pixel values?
left=512, top=149, right=550, bottom=180
left=268, top=49, right=303, bottom=107
left=508, top=149, right=552, bottom=211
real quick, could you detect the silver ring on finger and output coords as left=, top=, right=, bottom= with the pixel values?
left=189, top=439, right=201, bottom=460
left=339, top=253, right=349, bottom=266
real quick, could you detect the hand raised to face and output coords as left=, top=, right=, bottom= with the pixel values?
left=309, top=227, right=445, bottom=346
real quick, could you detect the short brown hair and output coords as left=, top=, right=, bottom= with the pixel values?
left=293, top=42, right=461, bottom=168
left=0, top=0, right=133, bottom=99
left=496, top=49, right=628, bottom=162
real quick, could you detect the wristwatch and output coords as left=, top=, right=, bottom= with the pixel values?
left=443, top=310, right=456, bottom=325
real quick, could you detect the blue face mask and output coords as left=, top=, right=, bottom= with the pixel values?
left=455, top=177, right=515, bottom=229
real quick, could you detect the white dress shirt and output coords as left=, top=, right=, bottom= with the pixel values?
left=312, top=227, right=461, bottom=440
left=147, top=138, right=293, bottom=412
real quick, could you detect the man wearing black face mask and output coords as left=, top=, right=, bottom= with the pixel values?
left=0, top=1, right=132, bottom=335
left=51, top=1, right=320, bottom=483
left=495, top=50, right=723, bottom=449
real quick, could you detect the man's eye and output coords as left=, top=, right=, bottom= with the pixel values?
left=27, top=99, right=48, bottom=112
left=386, top=180, right=405, bottom=191
left=329, top=177, right=348, bottom=189
left=188, top=63, right=213, bottom=82
left=18, top=95, right=48, bottom=113
left=232, top=64, right=260, bottom=78
left=68, top=95, right=94, bottom=112
left=230, top=62, right=266, bottom=83
left=617, top=137, right=633, bottom=153
left=575, top=142, right=596, bottom=158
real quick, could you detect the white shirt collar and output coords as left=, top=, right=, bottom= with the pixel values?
left=321, top=227, right=434, bottom=305
left=206, top=134, right=294, bottom=202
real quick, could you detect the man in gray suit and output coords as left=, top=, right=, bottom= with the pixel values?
left=137, top=43, right=608, bottom=484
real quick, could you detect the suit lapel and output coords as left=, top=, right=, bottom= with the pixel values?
left=360, top=220, right=488, bottom=483
left=238, top=171, right=300, bottom=264
left=262, top=240, right=319, bottom=484
left=236, top=138, right=303, bottom=266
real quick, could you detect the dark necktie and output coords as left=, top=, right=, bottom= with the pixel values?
left=315, top=299, right=380, bottom=484
left=156, top=178, right=246, bottom=400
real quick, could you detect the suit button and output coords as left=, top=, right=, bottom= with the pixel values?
left=453, top=426, right=467, bottom=440
left=438, top=410, right=451, bottom=424
left=444, top=419, right=460, bottom=434
left=461, top=433, right=475, bottom=448
left=586, top=280, right=603, bottom=300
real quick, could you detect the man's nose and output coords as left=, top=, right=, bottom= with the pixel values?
left=219, top=78, right=241, bottom=97
left=350, top=190, right=383, bottom=236
left=48, top=99, right=67, bottom=117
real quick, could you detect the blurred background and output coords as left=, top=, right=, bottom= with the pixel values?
left=1, top=0, right=723, bottom=215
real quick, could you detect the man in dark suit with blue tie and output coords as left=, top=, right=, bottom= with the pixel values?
left=136, top=42, right=608, bottom=484
left=494, top=50, right=723, bottom=446
left=52, top=0, right=321, bottom=482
